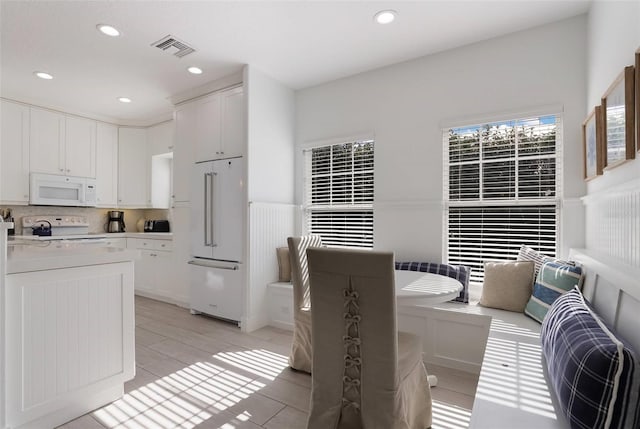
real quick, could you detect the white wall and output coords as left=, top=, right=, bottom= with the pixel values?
left=243, top=65, right=296, bottom=331
left=245, top=65, right=296, bottom=203
left=583, top=1, right=640, bottom=263
left=586, top=1, right=640, bottom=195
left=296, top=16, right=587, bottom=262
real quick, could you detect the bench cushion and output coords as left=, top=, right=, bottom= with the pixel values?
left=524, top=260, right=583, bottom=323
left=541, top=287, right=640, bottom=429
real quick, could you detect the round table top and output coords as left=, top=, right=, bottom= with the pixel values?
left=394, top=270, right=463, bottom=306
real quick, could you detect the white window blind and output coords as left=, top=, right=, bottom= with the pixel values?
left=304, top=140, right=374, bottom=248
left=444, top=115, right=561, bottom=282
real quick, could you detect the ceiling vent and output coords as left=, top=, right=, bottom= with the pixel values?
left=151, top=35, right=195, bottom=58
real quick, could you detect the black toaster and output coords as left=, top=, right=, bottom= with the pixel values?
left=144, top=220, right=170, bottom=233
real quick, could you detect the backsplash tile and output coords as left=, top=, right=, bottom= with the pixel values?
left=2, top=206, right=171, bottom=234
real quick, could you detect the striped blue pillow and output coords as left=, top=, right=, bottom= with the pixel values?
left=541, top=287, right=640, bottom=429
left=524, top=260, right=583, bottom=323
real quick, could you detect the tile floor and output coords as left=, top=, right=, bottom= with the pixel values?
left=57, top=296, right=478, bottom=429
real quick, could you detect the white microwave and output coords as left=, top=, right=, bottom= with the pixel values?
left=29, top=173, right=97, bottom=207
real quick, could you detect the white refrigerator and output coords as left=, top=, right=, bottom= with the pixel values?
left=189, top=157, right=244, bottom=324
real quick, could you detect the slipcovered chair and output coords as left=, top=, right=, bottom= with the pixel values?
left=395, top=261, right=471, bottom=303
left=287, top=234, right=323, bottom=373
left=306, top=247, right=432, bottom=429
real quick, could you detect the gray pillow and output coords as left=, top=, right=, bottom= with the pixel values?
left=480, top=261, right=535, bottom=312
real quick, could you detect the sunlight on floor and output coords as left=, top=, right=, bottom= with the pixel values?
left=431, top=399, right=472, bottom=429
left=93, top=349, right=288, bottom=429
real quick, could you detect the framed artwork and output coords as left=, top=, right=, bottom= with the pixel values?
left=636, top=48, right=639, bottom=151
left=583, top=106, right=604, bottom=180
left=602, top=66, right=635, bottom=169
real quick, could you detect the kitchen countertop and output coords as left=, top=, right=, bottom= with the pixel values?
left=11, top=232, right=173, bottom=241
left=6, top=240, right=139, bottom=274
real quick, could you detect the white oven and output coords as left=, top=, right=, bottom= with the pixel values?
left=29, top=173, right=97, bottom=207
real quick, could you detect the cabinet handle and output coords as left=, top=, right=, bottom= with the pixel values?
left=66, top=169, right=70, bottom=173
left=59, top=168, right=64, bottom=172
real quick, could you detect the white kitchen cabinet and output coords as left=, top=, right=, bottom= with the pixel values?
left=194, top=86, right=245, bottom=162
left=219, top=86, right=245, bottom=158
left=65, top=116, right=96, bottom=177
left=147, top=120, right=174, bottom=156
left=30, top=107, right=96, bottom=178
left=127, top=237, right=178, bottom=303
left=118, top=127, right=149, bottom=208
left=0, top=100, right=30, bottom=204
left=95, top=122, right=118, bottom=207
left=196, top=93, right=222, bottom=161
left=5, top=262, right=135, bottom=429
left=173, top=102, right=197, bottom=204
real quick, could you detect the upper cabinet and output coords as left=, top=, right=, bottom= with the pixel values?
left=148, top=120, right=174, bottom=156
left=219, top=86, right=245, bottom=159
left=0, top=100, right=30, bottom=204
left=194, top=86, right=245, bottom=162
left=30, top=107, right=96, bottom=178
left=118, top=127, right=149, bottom=208
left=173, top=103, right=198, bottom=204
left=95, top=122, right=118, bottom=207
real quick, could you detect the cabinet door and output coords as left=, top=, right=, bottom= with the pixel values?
left=96, top=123, right=118, bottom=207
left=220, top=87, right=245, bottom=158
left=30, top=107, right=64, bottom=175
left=196, top=93, right=221, bottom=162
left=65, top=116, right=96, bottom=177
left=118, top=128, right=149, bottom=208
left=134, top=250, right=155, bottom=294
left=1, top=100, right=30, bottom=203
left=147, top=121, right=174, bottom=156
left=173, top=103, right=197, bottom=203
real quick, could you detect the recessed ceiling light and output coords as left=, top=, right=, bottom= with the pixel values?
left=97, top=24, right=120, bottom=37
left=34, top=71, right=53, bottom=80
left=187, top=66, right=203, bottom=75
left=118, top=97, right=132, bottom=103
left=374, top=10, right=397, bottom=24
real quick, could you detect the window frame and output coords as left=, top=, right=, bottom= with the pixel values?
left=302, top=133, right=375, bottom=249
left=442, top=112, right=563, bottom=282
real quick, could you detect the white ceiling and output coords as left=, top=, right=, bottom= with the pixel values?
left=1, top=1, right=591, bottom=126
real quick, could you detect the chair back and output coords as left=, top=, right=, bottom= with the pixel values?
left=287, top=235, right=323, bottom=312
left=306, top=247, right=398, bottom=429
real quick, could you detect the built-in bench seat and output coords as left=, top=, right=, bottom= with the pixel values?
left=267, top=249, right=640, bottom=429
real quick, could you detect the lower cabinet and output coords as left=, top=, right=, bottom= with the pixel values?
left=5, top=262, right=135, bottom=429
left=127, top=237, right=180, bottom=304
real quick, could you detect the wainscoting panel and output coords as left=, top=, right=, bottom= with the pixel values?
left=246, top=202, right=297, bottom=332
left=583, top=178, right=640, bottom=268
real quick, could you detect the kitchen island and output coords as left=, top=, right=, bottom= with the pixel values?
left=1, top=233, right=138, bottom=429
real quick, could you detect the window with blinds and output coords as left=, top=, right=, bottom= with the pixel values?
left=304, top=139, right=374, bottom=248
left=444, top=115, right=560, bottom=283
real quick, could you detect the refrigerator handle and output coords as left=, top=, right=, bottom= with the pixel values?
left=204, top=172, right=212, bottom=247
left=211, top=172, right=217, bottom=247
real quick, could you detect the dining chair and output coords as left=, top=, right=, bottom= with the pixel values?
left=287, top=234, right=323, bottom=373
left=306, top=247, right=432, bottom=429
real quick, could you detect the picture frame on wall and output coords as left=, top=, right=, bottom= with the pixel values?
left=602, top=65, right=635, bottom=169
left=636, top=48, right=639, bottom=150
left=583, top=106, right=604, bottom=180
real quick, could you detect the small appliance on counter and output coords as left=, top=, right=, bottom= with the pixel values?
left=32, top=220, right=52, bottom=236
left=107, top=211, right=125, bottom=233
left=144, top=220, right=170, bottom=233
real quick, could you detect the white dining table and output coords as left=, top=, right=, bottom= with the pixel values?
left=394, top=270, right=463, bottom=306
